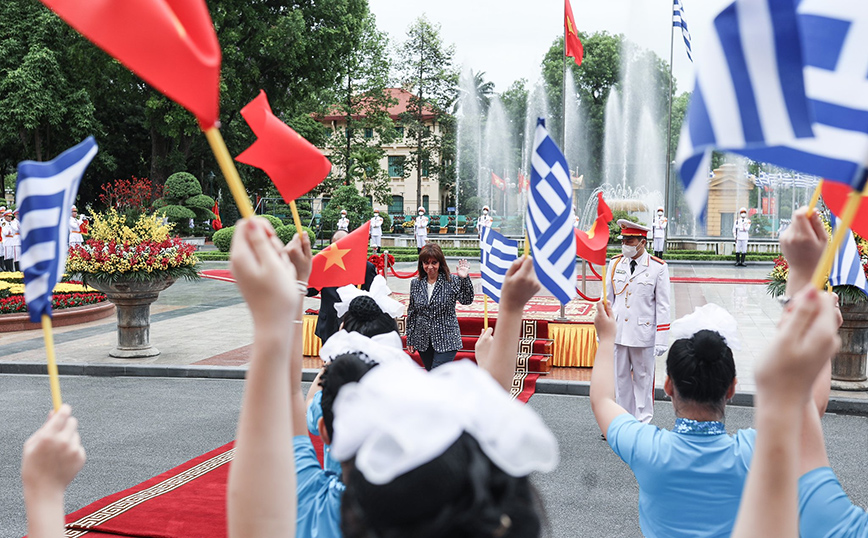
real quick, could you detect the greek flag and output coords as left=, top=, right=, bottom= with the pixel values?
left=675, top=0, right=814, bottom=221
left=16, top=137, right=97, bottom=322
left=480, top=227, right=518, bottom=303
left=673, top=0, right=692, bottom=62
left=527, top=118, right=576, bottom=304
left=830, top=215, right=868, bottom=299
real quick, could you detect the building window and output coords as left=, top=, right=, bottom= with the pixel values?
left=395, top=126, right=404, bottom=138
left=389, top=195, right=403, bottom=214
left=388, top=156, right=404, bottom=178
left=364, top=128, right=374, bottom=139
left=422, top=159, right=429, bottom=177
left=422, top=195, right=429, bottom=214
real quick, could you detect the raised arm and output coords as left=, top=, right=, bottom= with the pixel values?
left=479, top=257, right=540, bottom=391
left=286, top=232, right=313, bottom=438
left=22, top=405, right=86, bottom=538
left=227, top=218, right=299, bottom=538
left=590, top=301, right=629, bottom=435
left=454, top=259, right=474, bottom=305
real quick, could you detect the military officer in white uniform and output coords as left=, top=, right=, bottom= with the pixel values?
left=651, top=206, right=667, bottom=258
left=370, top=209, right=383, bottom=253
left=732, top=207, right=750, bottom=267
left=606, top=219, right=671, bottom=424
left=337, top=209, right=350, bottom=232
left=414, top=206, right=429, bottom=253
left=476, top=205, right=492, bottom=247
left=69, top=205, right=86, bottom=246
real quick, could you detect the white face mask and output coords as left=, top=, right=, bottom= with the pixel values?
left=419, top=212, right=424, bottom=216
left=657, top=212, right=663, bottom=217
left=740, top=213, right=746, bottom=219
left=483, top=210, right=488, bottom=215
left=621, top=244, right=638, bottom=258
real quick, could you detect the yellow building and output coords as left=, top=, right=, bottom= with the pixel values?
left=317, top=88, right=443, bottom=215
left=706, top=164, right=755, bottom=237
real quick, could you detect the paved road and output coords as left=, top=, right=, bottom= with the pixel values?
left=3, top=375, right=868, bottom=538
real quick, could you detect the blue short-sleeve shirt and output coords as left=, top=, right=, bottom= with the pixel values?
left=608, top=413, right=757, bottom=538
left=306, top=391, right=342, bottom=476
left=799, top=466, right=868, bottom=537
left=294, top=435, right=344, bottom=538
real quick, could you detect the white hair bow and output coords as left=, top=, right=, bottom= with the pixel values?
left=669, top=303, right=741, bottom=350
left=334, top=275, right=405, bottom=319
left=319, top=329, right=409, bottom=365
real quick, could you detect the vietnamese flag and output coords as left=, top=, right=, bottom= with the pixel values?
left=308, top=222, right=371, bottom=289
left=565, top=0, right=584, bottom=67
left=518, top=172, right=529, bottom=193
left=236, top=90, right=331, bottom=203
left=575, top=192, right=612, bottom=266
left=40, top=0, right=220, bottom=129
left=211, top=200, right=222, bottom=231
left=491, top=172, right=506, bottom=191
left=822, top=181, right=868, bottom=238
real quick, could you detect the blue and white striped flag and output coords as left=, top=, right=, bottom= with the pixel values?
left=480, top=227, right=518, bottom=303
left=675, top=0, right=814, bottom=221
left=830, top=215, right=868, bottom=299
left=527, top=118, right=576, bottom=304
left=16, top=137, right=97, bottom=323
left=673, top=0, right=692, bottom=62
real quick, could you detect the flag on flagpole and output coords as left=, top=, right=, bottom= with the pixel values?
left=829, top=215, right=868, bottom=299
left=16, top=137, right=97, bottom=323
left=490, top=172, right=506, bottom=191
left=672, top=0, right=693, bottom=62
left=518, top=172, right=529, bottom=193
left=675, top=0, right=813, bottom=221
left=575, top=191, right=613, bottom=266
left=527, top=118, right=577, bottom=304
left=564, top=0, right=584, bottom=67
left=480, top=227, right=518, bottom=303
left=236, top=90, right=332, bottom=204
left=40, top=0, right=220, bottom=128
left=211, top=200, right=222, bottom=231
left=308, top=222, right=371, bottom=289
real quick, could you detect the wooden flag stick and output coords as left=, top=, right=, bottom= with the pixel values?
left=601, top=262, right=608, bottom=306
left=811, top=188, right=863, bottom=289
left=41, top=314, right=62, bottom=411
left=808, top=179, right=823, bottom=213
left=289, top=200, right=304, bottom=233
left=523, top=231, right=529, bottom=258
left=203, top=127, right=254, bottom=219
left=483, top=295, right=489, bottom=330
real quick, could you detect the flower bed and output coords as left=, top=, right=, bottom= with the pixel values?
left=0, top=273, right=107, bottom=315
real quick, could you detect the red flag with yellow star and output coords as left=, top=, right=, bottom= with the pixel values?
left=308, top=222, right=371, bottom=289
left=565, top=0, right=584, bottom=67
left=575, top=192, right=612, bottom=265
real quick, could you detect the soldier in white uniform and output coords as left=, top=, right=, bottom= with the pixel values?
left=370, top=209, right=383, bottom=253
left=337, top=209, right=350, bottom=232
left=732, top=207, right=751, bottom=267
left=651, top=206, right=667, bottom=258
left=0, top=206, right=5, bottom=266
left=69, top=205, right=86, bottom=246
left=414, top=206, right=428, bottom=253
left=476, top=205, right=492, bottom=246
left=3, top=210, right=22, bottom=272
left=606, top=219, right=671, bottom=424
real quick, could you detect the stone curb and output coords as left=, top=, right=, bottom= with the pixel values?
left=4, top=364, right=866, bottom=415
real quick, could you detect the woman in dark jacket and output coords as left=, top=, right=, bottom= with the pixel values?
left=406, top=244, right=474, bottom=370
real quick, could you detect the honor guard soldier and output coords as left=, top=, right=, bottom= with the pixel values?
left=651, top=206, right=667, bottom=258
left=69, top=205, right=86, bottom=246
left=414, top=206, right=429, bottom=253
left=732, top=207, right=750, bottom=267
left=606, top=219, right=671, bottom=423
left=476, top=205, right=492, bottom=247
left=370, top=209, right=383, bottom=254
left=337, top=209, right=350, bottom=232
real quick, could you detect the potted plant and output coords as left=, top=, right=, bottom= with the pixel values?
left=768, top=224, right=868, bottom=390
left=66, top=208, right=199, bottom=358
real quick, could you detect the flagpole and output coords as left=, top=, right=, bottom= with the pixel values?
left=484, top=295, right=489, bottom=330
left=811, top=187, right=865, bottom=289
left=664, top=0, right=676, bottom=223
left=41, top=315, right=62, bottom=411
left=808, top=179, right=823, bottom=213
left=601, top=261, right=608, bottom=306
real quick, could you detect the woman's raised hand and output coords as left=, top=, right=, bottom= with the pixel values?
left=456, top=259, right=470, bottom=278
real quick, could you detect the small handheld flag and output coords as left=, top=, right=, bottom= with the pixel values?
left=480, top=228, right=519, bottom=303
left=829, top=215, right=868, bottom=299
left=309, top=222, right=371, bottom=290
left=527, top=118, right=577, bottom=304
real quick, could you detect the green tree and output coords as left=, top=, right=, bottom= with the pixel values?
left=322, top=184, right=373, bottom=232
left=397, top=16, right=458, bottom=209
left=155, top=172, right=215, bottom=233
left=320, top=13, right=395, bottom=205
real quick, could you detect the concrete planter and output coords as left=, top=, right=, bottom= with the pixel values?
left=86, top=277, right=176, bottom=359
left=832, top=301, right=868, bottom=391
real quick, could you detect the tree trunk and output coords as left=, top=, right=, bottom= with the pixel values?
left=34, top=128, right=42, bottom=161
left=149, top=126, right=168, bottom=186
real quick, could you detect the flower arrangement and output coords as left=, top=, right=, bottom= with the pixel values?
left=66, top=208, right=199, bottom=285
left=367, top=253, right=396, bottom=273
left=767, top=216, right=868, bottom=304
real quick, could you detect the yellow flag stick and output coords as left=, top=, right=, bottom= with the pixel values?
left=289, top=200, right=304, bottom=233
left=601, top=262, right=608, bottom=307
left=811, top=188, right=864, bottom=289
left=203, top=127, right=253, bottom=219
left=483, top=295, right=489, bottom=330
left=808, top=179, right=823, bottom=213
left=523, top=231, right=530, bottom=258
left=41, top=315, right=62, bottom=411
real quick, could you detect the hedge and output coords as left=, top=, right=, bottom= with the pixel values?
left=276, top=224, right=316, bottom=245
left=212, top=226, right=235, bottom=252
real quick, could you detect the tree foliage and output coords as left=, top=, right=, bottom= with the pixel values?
left=322, top=184, right=373, bottom=232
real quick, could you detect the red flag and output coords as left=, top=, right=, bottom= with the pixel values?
left=40, top=0, right=220, bottom=129
left=822, top=181, right=868, bottom=237
left=211, top=200, right=222, bottom=231
left=491, top=172, right=506, bottom=191
left=308, top=222, right=371, bottom=289
left=575, top=192, right=613, bottom=266
left=236, top=90, right=331, bottom=203
left=565, top=0, right=584, bottom=67
left=518, top=172, right=529, bottom=193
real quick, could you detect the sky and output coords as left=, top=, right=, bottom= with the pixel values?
left=367, top=0, right=731, bottom=96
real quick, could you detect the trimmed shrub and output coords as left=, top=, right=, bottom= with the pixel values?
left=185, top=194, right=216, bottom=210
left=213, top=226, right=235, bottom=252
left=157, top=204, right=196, bottom=220
left=259, top=214, right=283, bottom=230
left=164, top=172, right=202, bottom=199
left=275, top=224, right=316, bottom=245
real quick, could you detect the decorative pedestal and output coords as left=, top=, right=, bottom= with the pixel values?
left=87, top=278, right=176, bottom=359
left=832, top=302, right=868, bottom=391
